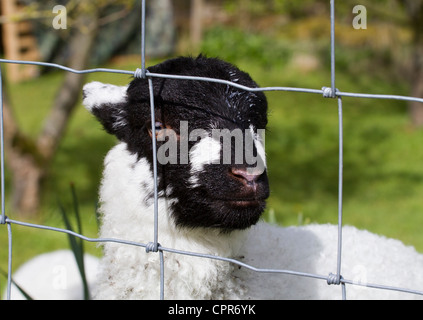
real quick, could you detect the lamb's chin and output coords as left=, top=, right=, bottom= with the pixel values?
left=214, top=201, right=266, bottom=231
left=213, top=196, right=267, bottom=212
left=227, top=200, right=262, bottom=208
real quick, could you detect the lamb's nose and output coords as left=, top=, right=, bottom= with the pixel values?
left=230, top=167, right=262, bottom=184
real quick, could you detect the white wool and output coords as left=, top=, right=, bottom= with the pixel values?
left=82, top=82, right=128, bottom=112
left=236, top=223, right=423, bottom=299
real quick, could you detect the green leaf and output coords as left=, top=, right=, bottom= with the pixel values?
left=58, top=184, right=90, bottom=300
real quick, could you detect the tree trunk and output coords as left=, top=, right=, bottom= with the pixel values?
left=409, top=25, right=423, bottom=126
left=9, top=151, right=45, bottom=215
left=2, top=89, right=45, bottom=215
left=2, top=16, right=98, bottom=216
left=37, top=24, right=97, bottom=160
left=399, top=0, right=423, bottom=126
left=410, top=65, right=423, bottom=126
left=190, top=0, right=204, bottom=49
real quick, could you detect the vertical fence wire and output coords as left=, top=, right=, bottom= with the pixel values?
left=1, top=0, right=423, bottom=300
left=140, top=0, right=147, bottom=79
left=142, top=0, right=164, bottom=299
left=147, top=76, right=164, bottom=299
left=5, top=223, right=12, bottom=301
left=337, top=96, right=346, bottom=300
left=0, top=68, right=5, bottom=226
left=0, top=62, right=12, bottom=301
left=331, top=1, right=346, bottom=299
left=330, top=0, right=336, bottom=97
left=330, top=0, right=344, bottom=290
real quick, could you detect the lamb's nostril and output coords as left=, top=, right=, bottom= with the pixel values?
left=230, top=167, right=261, bottom=183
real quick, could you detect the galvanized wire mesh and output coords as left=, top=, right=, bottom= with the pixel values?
left=1, top=0, right=423, bottom=300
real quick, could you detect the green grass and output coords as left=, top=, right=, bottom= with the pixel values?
left=1, top=39, right=423, bottom=292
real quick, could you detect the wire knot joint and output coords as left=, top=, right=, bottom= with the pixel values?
left=327, top=273, right=343, bottom=286
left=322, top=86, right=339, bottom=98
left=134, top=68, right=147, bottom=79
left=146, top=242, right=160, bottom=253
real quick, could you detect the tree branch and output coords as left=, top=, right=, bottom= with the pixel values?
left=37, top=15, right=99, bottom=161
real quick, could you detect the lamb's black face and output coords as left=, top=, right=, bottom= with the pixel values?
left=84, top=56, right=269, bottom=232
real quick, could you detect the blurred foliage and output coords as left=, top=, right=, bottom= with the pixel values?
left=223, top=0, right=324, bottom=18
left=201, top=27, right=291, bottom=68
left=222, top=0, right=405, bottom=20
left=200, top=0, right=414, bottom=90
left=6, top=0, right=137, bottom=25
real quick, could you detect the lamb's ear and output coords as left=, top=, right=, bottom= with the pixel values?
left=83, top=81, right=129, bottom=139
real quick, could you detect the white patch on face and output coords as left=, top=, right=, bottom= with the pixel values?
left=83, top=81, right=128, bottom=112
left=188, top=136, right=221, bottom=187
left=250, top=124, right=267, bottom=169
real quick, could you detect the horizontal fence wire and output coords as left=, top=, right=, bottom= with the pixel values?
left=1, top=0, right=423, bottom=300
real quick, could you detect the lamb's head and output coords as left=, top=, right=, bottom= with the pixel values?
left=83, top=56, right=269, bottom=232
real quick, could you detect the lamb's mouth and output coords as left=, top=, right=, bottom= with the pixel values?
left=222, top=198, right=266, bottom=208
left=229, top=200, right=261, bottom=207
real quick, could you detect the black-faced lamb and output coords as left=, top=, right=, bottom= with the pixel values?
left=82, top=56, right=423, bottom=299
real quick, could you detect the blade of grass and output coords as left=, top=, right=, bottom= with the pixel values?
left=0, top=268, right=33, bottom=300
left=58, top=185, right=90, bottom=300
left=70, top=183, right=83, bottom=236
left=69, top=184, right=90, bottom=300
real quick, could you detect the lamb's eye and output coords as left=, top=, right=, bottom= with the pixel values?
left=154, top=122, right=165, bottom=132
left=147, top=121, right=174, bottom=139
left=147, top=121, right=165, bottom=134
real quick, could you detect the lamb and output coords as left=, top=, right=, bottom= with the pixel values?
left=80, top=55, right=423, bottom=300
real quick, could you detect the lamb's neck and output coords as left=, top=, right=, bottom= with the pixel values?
left=99, top=143, right=246, bottom=258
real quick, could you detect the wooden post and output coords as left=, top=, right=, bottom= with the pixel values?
left=190, top=0, right=204, bottom=49
left=1, top=0, right=40, bottom=82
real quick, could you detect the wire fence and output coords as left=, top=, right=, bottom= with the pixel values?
left=1, top=0, right=423, bottom=300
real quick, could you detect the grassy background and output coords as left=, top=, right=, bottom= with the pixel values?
left=1, top=23, right=423, bottom=290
